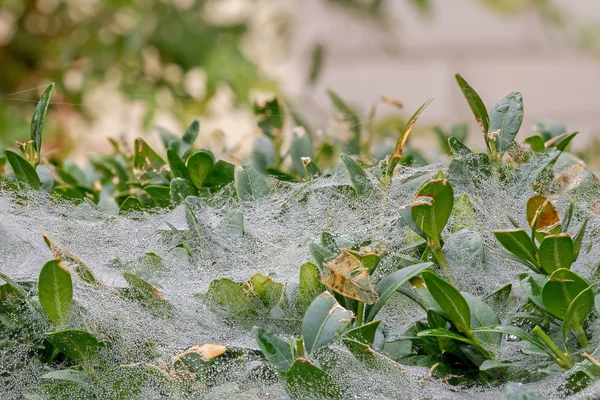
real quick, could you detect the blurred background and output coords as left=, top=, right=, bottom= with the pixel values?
left=1, top=0, right=600, bottom=167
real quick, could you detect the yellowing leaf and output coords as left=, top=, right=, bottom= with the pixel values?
left=527, top=195, right=561, bottom=234
left=319, top=250, right=378, bottom=304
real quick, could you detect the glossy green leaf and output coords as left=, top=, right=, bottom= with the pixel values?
left=302, top=291, right=353, bottom=355
left=489, top=91, right=524, bottom=154
left=343, top=320, right=381, bottom=345
left=524, top=135, right=545, bottom=152
left=235, top=165, right=270, bottom=201
left=542, top=269, right=589, bottom=319
left=462, top=292, right=501, bottom=345
left=30, top=83, right=55, bottom=155
left=298, top=262, right=326, bottom=312
left=422, top=271, right=471, bottom=334
left=493, top=229, right=537, bottom=266
left=416, top=328, right=491, bottom=358
left=167, top=149, right=190, bottom=180
left=252, top=327, right=293, bottom=379
left=5, top=150, right=42, bottom=189
left=340, top=153, right=373, bottom=196
left=45, top=329, right=100, bottom=364
left=455, top=74, right=489, bottom=141
left=38, top=259, right=72, bottom=327
left=411, top=173, right=454, bottom=241
left=538, top=233, right=574, bottom=274
left=285, top=358, right=343, bottom=400
left=187, top=150, right=215, bottom=189
left=365, top=262, right=433, bottom=322
left=562, top=283, right=598, bottom=346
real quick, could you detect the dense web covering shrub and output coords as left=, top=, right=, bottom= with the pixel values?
left=1, top=75, right=599, bottom=399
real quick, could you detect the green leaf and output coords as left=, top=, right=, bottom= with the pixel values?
left=573, top=218, right=588, bottom=261
left=524, top=135, right=545, bottom=152
left=547, top=131, right=578, bottom=152
left=421, top=271, right=471, bottom=334
left=489, top=91, right=524, bottom=154
left=472, top=325, right=550, bottom=356
left=170, top=178, right=198, bottom=205
left=298, top=262, right=326, bottom=312
left=342, top=338, right=405, bottom=371
left=235, top=165, right=270, bottom=201
left=167, top=149, right=190, bottom=180
left=340, top=153, right=372, bottom=196
left=493, top=229, right=537, bottom=266
left=38, top=259, right=72, bottom=327
left=119, top=196, right=143, bottom=214
left=483, top=283, right=512, bottom=311
left=285, top=358, right=343, bottom=400
left=343, top=320, right=381, bottom=345
left=41, top=369, right=91, bottom=386
left=36, top=165, right=53, bottom=192
left=508, top=149, right=560, bottom=189
left=181, top=120, right=200, bottom=157
left=461, top=292, right=501, bottom=345
left=5, top=150, right=42, bottom=189
left=411, top=173, right=454, bottom=240
left=30, top=83, right=55, bottom=155
left=542, top=269, right=589, bottom=319
left=249, top=273, right=284, bottom=310
left=290, top=131, right=314, bottom=176
left=122, top=271, right=171, bottom=314
left=302, top=291, right=353, bottom=355
left=252, top=327, right=293, bottom=379
left=387, top=97, right=434, bottom=176
left=205, top=278, right=259, bottom=324
left=519, top=273, right=548, bottom=310
left=328, top=90, right=361, bottom=155
left=562, top=283, right=598, bottom=346
left=454, top=74, right=489, bottom=142
left=365, top=262, right=433, bottom=322
left=538, top=233, right=574, bottom=274
left=45, top=329, right=100, bottom=364
left=504, top=382, right=545, bottom=400
left=144, top=185, right=171, bottom=207
left=187, top=150, right=215, bottom=189
left=133, top=138, right=166, bottom=180
left=416, top=328, right=491, bottom=358
left=302, top=157, right=322, bottom=179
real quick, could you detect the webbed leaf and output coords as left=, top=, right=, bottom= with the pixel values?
left=319, top=250, right=378, bottom=304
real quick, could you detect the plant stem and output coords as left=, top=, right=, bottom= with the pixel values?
left=429, top=239, right=455, bottom=286
left=573, top=323, right=589, bottom=348
left=295, top=338, right=305, bottom=358
left=533, top=325, right=574, bottom=369
left=356, top=302, right=364, bottom=327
